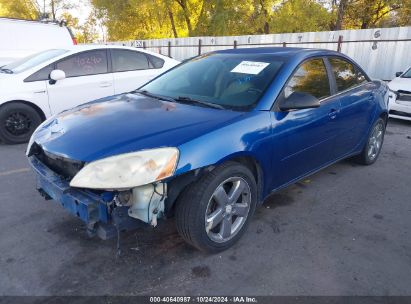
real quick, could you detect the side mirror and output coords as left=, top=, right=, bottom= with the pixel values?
left=279, top=92, right=320, bottom=111
left=395, top=72, right=403, bottom=77
left=49, top=69, right=66, bottom=84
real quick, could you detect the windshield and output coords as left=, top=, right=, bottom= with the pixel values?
left=2, top=49, right=68, bottom=74
left=140, top=53, right=284, bottom=109
left=401, top=67, right=411, bottom=78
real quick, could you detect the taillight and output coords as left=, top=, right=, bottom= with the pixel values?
left=72, top=38, right=78, bottom=45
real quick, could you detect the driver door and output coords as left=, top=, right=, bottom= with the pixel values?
left=269, top=58, right=341, bottom=189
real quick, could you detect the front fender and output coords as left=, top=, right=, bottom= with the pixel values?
left=175, top=111, right=274, bottom=196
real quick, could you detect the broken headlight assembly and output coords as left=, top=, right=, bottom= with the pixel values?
left=69, top=147, right=179, bottom=190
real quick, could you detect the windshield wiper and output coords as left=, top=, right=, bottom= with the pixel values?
left=132, top=89, right=175, bottom=102
left=0, top=68, right=13, bottom=74
left=175, top=96, right=225, bottom=109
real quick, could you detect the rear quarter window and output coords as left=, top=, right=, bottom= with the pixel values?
left=147, top=54, right=165, bottom=69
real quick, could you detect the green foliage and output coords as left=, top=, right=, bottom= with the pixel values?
left=0, top=0, right=40, bottom=20
left=270, top=0, right=333, bottom=33
left=1, top=0, right=410, bottom=42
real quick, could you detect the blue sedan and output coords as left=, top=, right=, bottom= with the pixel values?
left=27, top=47, right=388, bottom=252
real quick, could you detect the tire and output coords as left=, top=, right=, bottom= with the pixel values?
left=0, top=102, right=42, bottom=144
left=175, top=161, right=257, bottom=253
left=354, top=117, right=386, bottom=165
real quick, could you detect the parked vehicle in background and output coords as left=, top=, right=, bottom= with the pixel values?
left=27, top=47, right=389, bottom=253
left=0, top=18, right=76, bottom=66
left=388, top=67, right=411, bottom=121
left=0, top=45, right=180, bottom=143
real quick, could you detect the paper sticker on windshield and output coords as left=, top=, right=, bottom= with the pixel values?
left=231, top=61, right=270, bottom=75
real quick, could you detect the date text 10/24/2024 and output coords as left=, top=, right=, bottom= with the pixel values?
left=150, top=297, right=258, bottom=303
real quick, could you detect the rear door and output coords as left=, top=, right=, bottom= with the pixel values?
left=270, top=57, right=342, bottom=189
left=327, top=56, right=375, bottom=157
left=46, top=49, right=114, bottom=115
left=110, top=49, right=164, bottom=94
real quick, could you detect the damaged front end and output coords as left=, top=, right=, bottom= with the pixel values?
left=28, top=146, right=172, bottom=240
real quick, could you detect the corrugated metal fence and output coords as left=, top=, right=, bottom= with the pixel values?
left=109, top=27, right=411, bottom=80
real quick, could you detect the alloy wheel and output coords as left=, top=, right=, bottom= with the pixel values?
left=4, top=112, right=32, bottom=136
left=367, top=121, right=384, bottom=161
left=205, top=177, right=251, bottom=243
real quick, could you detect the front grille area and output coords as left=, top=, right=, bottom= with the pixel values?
left=30, top=143, right=84, bottom=180
left=397, top=90, right=411, bottom=102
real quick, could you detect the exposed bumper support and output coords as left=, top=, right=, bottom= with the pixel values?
left=29, top=156, right=110, bottom=225
left=29, top=156, right=167, bottom=240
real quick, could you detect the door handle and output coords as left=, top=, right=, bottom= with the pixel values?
left=328, top=109, right=338, bottom=120
left=99, top=81, right=112, bottom=88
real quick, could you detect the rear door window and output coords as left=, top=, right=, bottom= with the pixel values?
left=111, top=50, right=150, bottom=72
left=329, top=57, right=367, bottom=92
left=56, top=50, right=108, bottom=77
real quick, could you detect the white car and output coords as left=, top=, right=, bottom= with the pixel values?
left=0, top=45, right=179, bottom=143
left=387, top=67, right=411, bottom=121
left=0, top=18, right=76, bottom=66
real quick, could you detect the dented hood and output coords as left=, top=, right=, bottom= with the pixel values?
left=33, top=93, right=243, bottom=162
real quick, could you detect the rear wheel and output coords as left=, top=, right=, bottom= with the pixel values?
left=175, top=162, right=257, bottom=253
left=355, top=117, right=385, bottom=165
left=0, top=102, right=42, bottom=144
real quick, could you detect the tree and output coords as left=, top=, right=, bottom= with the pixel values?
left=345, top=0, right=405, bottom=29
left=49, top=0, right=76, bottom=21
left=0, top=0, right=40, bottom=20
left=270, top=0, right=333, bottom=33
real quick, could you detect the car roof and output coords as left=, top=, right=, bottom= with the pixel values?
left=57, top=44, right=173, bottom=60
left=214, top=47, right=340, bottom=57
left=62, top=44, right=143, bottom=52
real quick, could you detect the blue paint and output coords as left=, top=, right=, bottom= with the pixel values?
left=30, top=47, right=388, bottom=218
left=29, top=157, right=110, bottom=224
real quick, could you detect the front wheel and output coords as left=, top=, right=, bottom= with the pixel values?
left=0, top=102, right=42, bottom=144
left=175, top=162, right=257, bottom=253
left=355, top=117, right=386, bottom=165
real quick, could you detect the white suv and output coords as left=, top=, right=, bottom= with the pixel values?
left=0, top=45, right=179, bottom=143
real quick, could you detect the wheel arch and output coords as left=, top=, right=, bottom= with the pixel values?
left=379, top=111, right=388, bottom=126
left=164, top=153, right=265, bottom=217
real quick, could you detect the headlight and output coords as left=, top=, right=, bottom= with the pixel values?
left=69, top=148, right=179, bottom=190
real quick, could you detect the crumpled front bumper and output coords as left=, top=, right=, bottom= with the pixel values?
left=29, top=156, right=111, bottom=223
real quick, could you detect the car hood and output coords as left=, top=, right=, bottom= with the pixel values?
left=32, top=93, right=244, bottom=162
left=388, top=77, right=411, bottom=92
